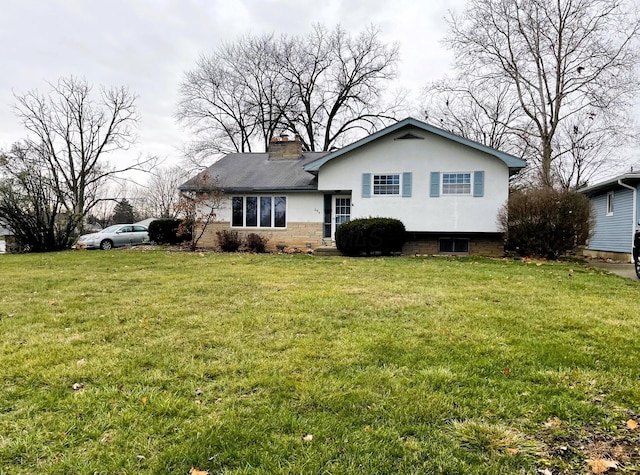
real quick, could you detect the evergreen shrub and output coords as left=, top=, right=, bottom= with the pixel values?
left=336, top=217, right=406, bottom=256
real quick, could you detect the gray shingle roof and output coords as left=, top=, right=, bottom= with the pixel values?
left=179, top=151, right=329, bottom=192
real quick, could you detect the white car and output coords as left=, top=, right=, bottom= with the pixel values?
left=76, top=224, right=149, bottom=250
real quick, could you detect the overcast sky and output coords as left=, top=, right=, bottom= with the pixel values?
left=0, top=0, right=468, bottom=171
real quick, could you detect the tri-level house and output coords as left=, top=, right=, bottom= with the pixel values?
left=179, top=117, right=526, bottom=255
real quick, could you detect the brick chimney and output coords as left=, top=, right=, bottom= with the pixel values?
left=268, top=134, right=302, bottom=159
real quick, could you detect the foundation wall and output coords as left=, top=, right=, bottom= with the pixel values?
left=198, top=221, right=324, bottom=251
left=403, top=234, right=504, bottom=257
left=582, top=248, right=633, bottom=263
left=198, top=223, right=505, bottom=257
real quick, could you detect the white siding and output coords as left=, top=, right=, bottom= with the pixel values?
left=208, top=192, right=322, bottom=225
left=317, top=129, right=509, bottom=233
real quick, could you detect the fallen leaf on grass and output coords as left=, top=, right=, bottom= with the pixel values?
left=76, top=358, right=86, bottom=366
left=587, top=458, right=619, bottom=474
left=142, top=396, right=148, bottom=405
left=189, top=468, right=209, bottom=475
left=72, top=382, right=85, bottom=390
left=544, top=417, right=562, bottom=428
left=537, top=469, right=553, bottom=475
left=626, top=419, right=638, bottom=430
left=101, top=433, right=112, bottom=443
left=364, top=425, right=372, bottom=431
left=302, top=434, right=313, bottom=441
left=507, top=448, right=519, bottom=455
left=502, top=368, right=511, bottom=375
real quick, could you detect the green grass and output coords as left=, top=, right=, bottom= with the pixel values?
left=0, top=251, right=638, bottom=474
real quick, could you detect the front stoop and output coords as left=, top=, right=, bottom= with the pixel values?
left=314, top=246, right=342, bottom=256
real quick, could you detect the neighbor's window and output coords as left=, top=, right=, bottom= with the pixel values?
left=232, top=196, right=286, bottom=227
left=373, top=174, right=400, bottom=195
left=606, top=191, right=614, bottom=215
left=442, top=173, right=471, bottom=195
left=439, top=238, right=469, bottom=253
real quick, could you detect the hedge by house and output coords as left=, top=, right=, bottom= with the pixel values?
left=148, top=219, right=192, bottom=245
left=336, top=217, right=406, bottom=256
left=498, top=188, right=592, bottom=259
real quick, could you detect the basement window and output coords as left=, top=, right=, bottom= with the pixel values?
left=439, top=238, right=470, bottom=254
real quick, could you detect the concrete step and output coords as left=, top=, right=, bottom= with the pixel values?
left=314, top=246, right=342, bottom=256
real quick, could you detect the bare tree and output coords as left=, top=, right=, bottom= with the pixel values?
left=141, top=165, right=188, bottom=219
left=176, top=172, right=224, bottom=251
left=177, top=24, right=402, bottom=166
left=440, top=0, right=640, bottom=188
left=0, top=144, right=72, bottom=251
left=1, top=76, right=151, bottom=250
left=423, top=77, right=528, bottom=151
left=277, top=24, right=402, bottom=151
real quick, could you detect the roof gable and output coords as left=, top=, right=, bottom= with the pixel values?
left=303, top=117, right=526, bottom=173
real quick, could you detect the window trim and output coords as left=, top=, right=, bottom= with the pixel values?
left=231, top=195, right=287, bottom=228
left=606, top=191, right=614, bottom=216
left=372, top=173, right=401, bottom=196
left=442, top=172, right=472, bottom=196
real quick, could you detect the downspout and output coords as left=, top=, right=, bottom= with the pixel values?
left=617, top=179, right=637, bottom=263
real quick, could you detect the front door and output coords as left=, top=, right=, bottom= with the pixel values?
left=332, top=196, right=351, bottom=241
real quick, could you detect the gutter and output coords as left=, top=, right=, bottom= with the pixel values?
left=617, top=178, right=637, bottom=263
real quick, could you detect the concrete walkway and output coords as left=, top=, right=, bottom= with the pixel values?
left=587, top=260, right=638, bottom=280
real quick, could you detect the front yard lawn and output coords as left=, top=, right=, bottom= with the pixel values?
left=0, top=251, right=638, bottom=474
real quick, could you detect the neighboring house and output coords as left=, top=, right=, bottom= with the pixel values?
left=179, top=117, right=526, bottom=255
left=580, top=172, right=640, bottom=262
left=0, top=219, right=13, bottom=254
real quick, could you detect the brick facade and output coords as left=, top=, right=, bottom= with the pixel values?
left=198, top=222, right=504, bottom=257
left=402, top=233, right=504, bottom=257
left=198, top=221, right=324, bottom=251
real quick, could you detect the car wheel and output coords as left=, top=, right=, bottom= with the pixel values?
left=635, top=258, right=640, bottom=279
left=100, top=239, right=114, bottom=250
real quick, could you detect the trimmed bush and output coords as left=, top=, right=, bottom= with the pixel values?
left=245, top=233, right=268, bottom=253
left=336, top=217, right=406, bottom=256
left=498, top=188, right=592, bottom=259
left=216, top=230, right=242, bottom=252
left=148, top=219, right=191, bottom=245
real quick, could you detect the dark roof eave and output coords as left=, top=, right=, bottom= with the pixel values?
left=179, top=186, right=319, bottom=193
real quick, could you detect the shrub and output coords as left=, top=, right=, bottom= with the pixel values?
left=148, top=219, right=191, bottom=245
left=498, top=188, right=592, bottom=259
left=216, top=230, right=242, bottom=252
left=336, top=217, right=406, bottom=256
left=245, top=233, right=268, bottom=253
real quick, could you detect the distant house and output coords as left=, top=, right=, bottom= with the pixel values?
left=0, top=219, right=12, bottom=254
left=580, top=172, right=640, bottom=262
left=179, top=117, right=526, bottom=255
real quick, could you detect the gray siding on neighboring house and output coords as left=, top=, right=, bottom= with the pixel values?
left=588, top=188, right=634, bottom=253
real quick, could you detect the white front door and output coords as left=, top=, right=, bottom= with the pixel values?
left=332, top=196, right=351, bottom=240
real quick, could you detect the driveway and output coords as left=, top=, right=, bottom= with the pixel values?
left=588, top=260, right=638, bottom=280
